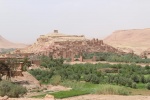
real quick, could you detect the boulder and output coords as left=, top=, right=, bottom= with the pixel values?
left=44, top=94, right=55, bottom=100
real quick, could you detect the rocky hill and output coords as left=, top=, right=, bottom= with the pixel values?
left=20, top=30, right=120, bottom=58
left=0, top=35, right=27, bottom=49
left=104, top=28, right=150, bottom=55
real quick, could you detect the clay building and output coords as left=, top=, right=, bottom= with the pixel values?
left=20, top=30, right=119, bottom=60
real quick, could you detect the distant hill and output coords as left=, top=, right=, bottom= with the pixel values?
left=104, top=28, right=150, bottom=55
left=0, top=35, right=27, bottom=49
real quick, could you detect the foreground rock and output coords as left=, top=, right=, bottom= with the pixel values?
left=44, top=94, right=54, bottom=100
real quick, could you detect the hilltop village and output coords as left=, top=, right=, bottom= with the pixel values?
left=18, top=30, right=119, bottom=59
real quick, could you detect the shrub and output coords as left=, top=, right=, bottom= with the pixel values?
left=131, top=74, right=140, bottom=83
left=50, top=75, right=61, bottom=85
left=132, top=82, right=137, bottom=89
left=141, top=75, right=146, bottom=83
left=29, top=69, right=53, bottom=84
left=146, top=76, right=150, bottom=83
left=146, top=83, right=150, bottom=90
left=0, top=80, right=27, bottom=97
left=22, top=65, right=27, bottom=71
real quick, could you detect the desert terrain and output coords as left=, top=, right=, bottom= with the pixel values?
left=104, top=28, right=150, bottom=55
left=0, top=35, right=27, bottom=49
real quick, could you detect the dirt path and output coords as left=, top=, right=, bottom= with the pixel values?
left=65, top=61, right=149, bottom=67
left=8, top=95, right=150, bottom=100
left=61, top=94, right=150, bottom=100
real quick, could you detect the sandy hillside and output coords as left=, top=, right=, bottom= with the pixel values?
left=0, top=35, right=27, bottom=48
left=104, top=28, right=150, bottom=54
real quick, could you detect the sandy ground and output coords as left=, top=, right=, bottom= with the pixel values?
left=65, top=61, right=149, bottom=67
left=7, top=94, right=150, bottom=100
left=61, top=94, right=150, bottom=100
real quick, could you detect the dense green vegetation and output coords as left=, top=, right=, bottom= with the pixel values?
left=29, top=55, right=150, bottom=98
left=0, top=80, right=27, bottom=97
left=29, top=56, right=150, bottom=88
left=83, top=52, right=150, bottom=63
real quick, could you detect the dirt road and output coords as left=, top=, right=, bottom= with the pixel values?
left=8, top=95, right=150, bottom=100
left=65, top=61, right=149, bottom=67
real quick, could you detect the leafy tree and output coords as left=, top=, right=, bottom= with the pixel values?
left=131, top=74, right=140, bottom=83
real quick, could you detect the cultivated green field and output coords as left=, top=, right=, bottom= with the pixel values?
left=29, top=55, right=150, bottom=99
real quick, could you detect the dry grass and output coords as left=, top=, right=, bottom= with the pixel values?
left=130, top=89, right=150, bottom=95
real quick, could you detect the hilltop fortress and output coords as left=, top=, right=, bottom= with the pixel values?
left=19, top=30, right=119, bottom=59
left=37, top=30, right=86, bottom=43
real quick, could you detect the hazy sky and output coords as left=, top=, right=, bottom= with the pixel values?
left=0, top=0, right=150, bottom=44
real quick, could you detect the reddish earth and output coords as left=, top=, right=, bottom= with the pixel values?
left=104, top=28, right=150, bottom=55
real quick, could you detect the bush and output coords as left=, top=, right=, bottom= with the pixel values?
left=146, top=83, right=150, bottom=90
left=50, top=75, right=61, bottom=85
left=28, top=69, right=53, bottom=84
left=0, top=80, right=27, bottom=97
left=22, top=65, right=27, bottom=71
left=132, top=82, right=137, bottom=89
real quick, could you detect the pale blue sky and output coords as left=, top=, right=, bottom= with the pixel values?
left=0, top=0, right=150, bottom=44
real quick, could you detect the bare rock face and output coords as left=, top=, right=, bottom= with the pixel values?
left=104, top=28, right=150, bottom=55
left=20, top=30, right=120, bottom=58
